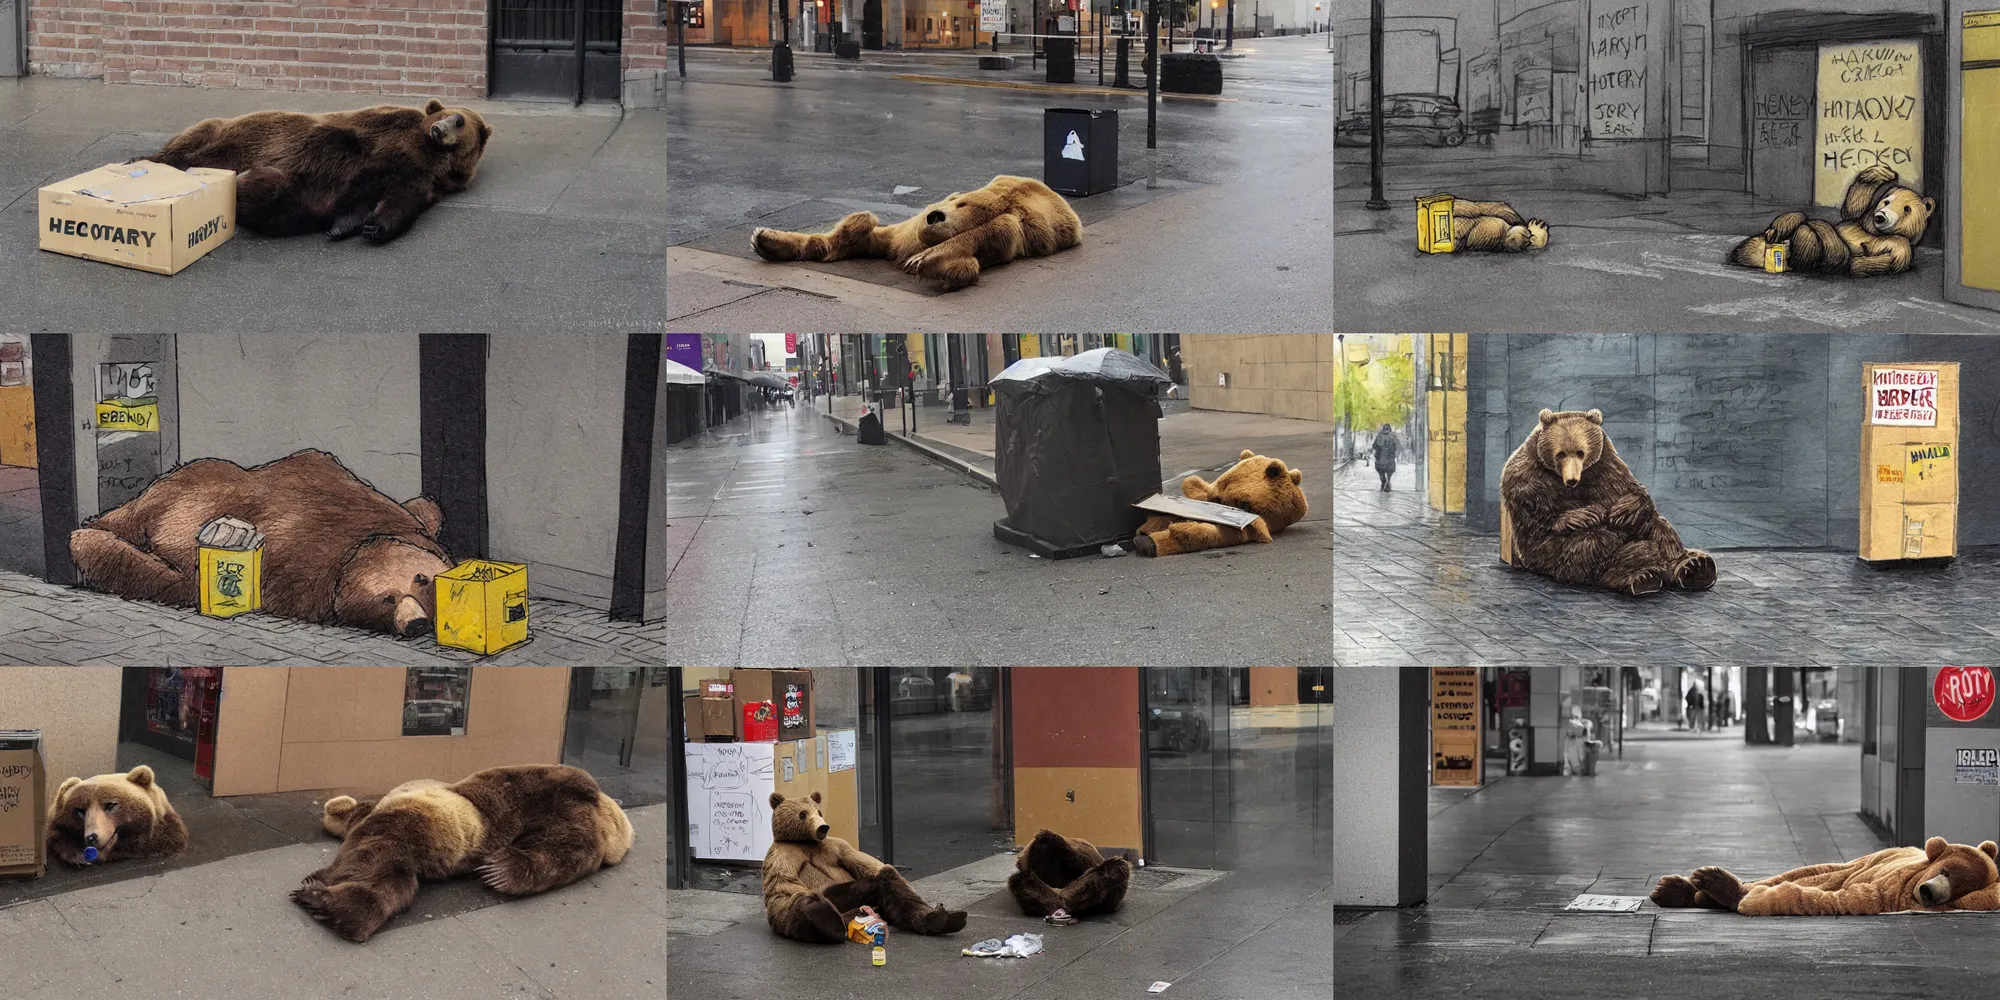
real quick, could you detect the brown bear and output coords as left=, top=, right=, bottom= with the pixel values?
left=1134, top=450, right=1309, bottom=557
left=152, top=99, right=492, bottom=243
left=1652, top=838, right=2000, bottom=916
left=69, top=448, right=453, bottom=638
left=750, top=175, right=1082, bottom=291
left=291, top=764, right=634, bottom=943
left=1728, top=165, right=1934, bottom=277
left=44, top=764, right=189, bottom=867
left=1427, top=196, right=1550, bottom=252
left=1006, top=829, right=1132, bottom=919
left=762, top=790, right=968, bottom=943
left=1500, top=409, right=1715, bottom=595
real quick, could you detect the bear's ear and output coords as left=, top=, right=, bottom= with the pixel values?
left=1289, top=468, right=1303, bottom=485
left=1924, top=196, right=1937, bottom=216
left=125, top=765, right=156, bottom=789
left=1927, top=836, right=1949, bottom=860
left=1538, top=408, right=1557, bottom=427
left=769, top=792, right=787, bottom=809
left=403, top=496, right=445, bottom=537
left=1239, top=449, right=1255, bottom=461
left=480, top=121, right=493, bottom=143
left=51, top=776, right=82, bottom=812
left=810, top=791, right=823, bottom=804
left=1981, top=841, right=1998, bottom=860
left=1584, top=409, right=1603, bottom=425
left=425, top=99, right=444, bottom=115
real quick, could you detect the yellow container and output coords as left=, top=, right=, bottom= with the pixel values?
left=1416, top=194, right=1455, bottom=253
left=198, top=543, right=262, bottom=619
left=1763, top=242, right=1788, bottom=273
left=435, top=559, right=529, bottom=654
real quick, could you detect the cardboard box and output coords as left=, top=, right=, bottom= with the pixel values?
left=682, top=695, right=736, bottom=741
left=1416, top=194, right=1455, bottom=253
left=197, top=516, right=264, bottom=619
left=734, top=669, right=814, bottom=740
left=435, top=560, right=530, bottom=654
left=1860, top=362, right=1960, bottom=561
left=39, top=161, right=235, bottom=275
left=0, top=730, right=48, bottom=879
left=1500, top=504, right=1517, bottom=567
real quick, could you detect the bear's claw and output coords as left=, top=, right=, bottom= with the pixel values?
left=1673, top=551, right=1717, bottom=592
left=1688, top=866, right=1746, bottom=911
left=1651, top=874, right=1698, bottom=908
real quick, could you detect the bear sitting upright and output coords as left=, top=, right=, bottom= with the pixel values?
left=1653, top=838, right=2000, bottom=916
left=1134, top=450, right=1309, bottom=557
left=291, top=764, right=634, bottom=942
left=1007, top=829, right=1132, bottom=920
left=1500, top=409, right=1716, bottom=595
left=1728, top=165, right=1934, bottom=277
left=761, top=791, right=968, bottom=943
left=751, top=175, right=1082, bottom=292
left=44, top=765, right=189, bottom=867
left=152, top=99, right=492, bottom=243
left=69, top=449, right=454, bottom=637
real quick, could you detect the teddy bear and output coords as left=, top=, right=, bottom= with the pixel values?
left=1133, top=450, right=1308, bottom=556
left=1652, top=838, right=2000, bottom=915
left=1006, top=829, right=1132, bottom=919
left=761, top=790, right=968, bottom=943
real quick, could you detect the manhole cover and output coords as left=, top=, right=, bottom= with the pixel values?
left=1130, top=868, right=1187, bottom=890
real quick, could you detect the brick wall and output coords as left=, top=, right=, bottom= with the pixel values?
left=27, top=0, right=104, bottom=78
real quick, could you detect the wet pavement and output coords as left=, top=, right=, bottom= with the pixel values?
left=1337, top=726, right=2000, bottom=997
left=1332, top=461, right=2000, bottom=666
left=1334, top=146, right=2000, bottom=334
left=0, top=78, right=665, bottom=333
left=666, top=35, right=1332, bottom=333
left=661, top=402, right=1331, bottom=666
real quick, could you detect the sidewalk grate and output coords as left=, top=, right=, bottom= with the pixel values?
left=1130, top=868, right=1187, bottom=890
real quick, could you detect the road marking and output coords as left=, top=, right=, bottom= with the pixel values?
left=890, top=73, right=1238, bottom=102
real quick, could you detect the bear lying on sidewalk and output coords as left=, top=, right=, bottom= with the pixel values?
left=1007, top=830, right=1132, bottom=920
left=1727, top=165, right=1934, bottom=277
left=750, top=175, right=1082, bottom=292
left=44, top=765, right=189, bottom=867
left=1424, top=196, right=1550, bottom=253
left=1134, top=450, right=1309, bottom=556
left=291, top=764, right=634, bottom=943
left=762, top=790, right=968, bottom=943
left=1653, top=838, right=2000, bottom=915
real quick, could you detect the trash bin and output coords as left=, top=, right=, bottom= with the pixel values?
left=1045, top=35, right=1076, bottom=84
left=990, top=348, right=1171, bottom=558
left=1159, top=52, right=1222, bottom=94
left=1044, top=108, right=1118, bottom=197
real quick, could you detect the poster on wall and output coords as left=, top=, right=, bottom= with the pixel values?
left=1868, top=367, right=1940, bottom=426
left=404, top=667, right=470, bottom=736
left=1585, top=0, right=1653, bottom=140
left=1816, top=40, right=1922, bottom=210
left=1432, top=667, right=1482, bottom=787
left=684, top=741, right=776, bottom=862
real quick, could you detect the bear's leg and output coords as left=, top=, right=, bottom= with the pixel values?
left=1056, top=857, right=1133, bottom=917
left=1136, top=520, right=1234, bottom=557
left=1007, top=868, right=1064, bottom=917
left=1685, top=866, right=1748, bottom=912
left=1671, top=548, right=1717, bottom=591
left=319, top=795, right=377, bottom=839
left=902, top=220, right=1017, bottom=292
left=1598, top=538, right=1678, bottom=596
left=861, top=865, right=968, bottom=935
left=232, top=166, right=321, bottom=237
left=1729, top=211, right=1808, bottom=268
left=1738, top=882, right=1885, bottom=917
left=1447, top=200, right=1525, bottom=226
left=782, top=892, right=851, bottom=943
left=1650, top=874, right=1698, bottom=908
left=291, top=872, right=420, bottom=943
left=360, top=188, right=438, bottom=244
left=69, top=527, right=196, bottom=605
left=1516, top=528, right=1621, bottom=587
left=752, top=212, right=882, bottom=263
left=477, top=822, right=606, bottom=896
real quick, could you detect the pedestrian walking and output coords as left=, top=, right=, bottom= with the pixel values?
left=1371, top=423, right=1399, bottom=491
left=1684, top=684, right=1707, bottom=734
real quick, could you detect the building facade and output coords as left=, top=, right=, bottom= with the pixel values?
left=1183, top=333, right=1334, bottom=423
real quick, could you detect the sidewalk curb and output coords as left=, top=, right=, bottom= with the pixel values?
left=818, top=407, right=999, bottom=487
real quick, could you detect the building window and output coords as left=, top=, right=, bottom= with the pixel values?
left=686, top=2, right=705, bottom=28
left=404, top=668, right=470, bottom=736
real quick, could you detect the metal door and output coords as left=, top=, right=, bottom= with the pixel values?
left=491, top=0, right=624, bottom=103
left=1, top=0, right=24, bottom=77
left=1749, top=45, right=1816, bottom=204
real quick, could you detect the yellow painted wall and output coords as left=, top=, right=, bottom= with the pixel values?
left=0, top=385, right=35, bottom=468
left=1427, top=334, right=1469, bottom=514
left=1014, top=765, right=1142, bottom=851
left=1964, top=16, right=2000, bottom=291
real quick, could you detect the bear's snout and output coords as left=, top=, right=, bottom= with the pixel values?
left=926, top=210, right=947, bottom=225
left=815, top=824, right=830, bottom=840
left=1919, top=874, right=1950, bottom=905
left=393, top=595, right=433, bottom=639
left=1873, top=210, right=1892, bottom=229
left=84, top=831, right=99, bottom=847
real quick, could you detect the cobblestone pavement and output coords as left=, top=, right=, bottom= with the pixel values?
left=1338, top=731, right=2000, bottom=997
left=0, top=569, right=671, bottom=665
left=1333, top=462, right=2000, bottom=666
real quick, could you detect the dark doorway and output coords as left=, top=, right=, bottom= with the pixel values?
left=491, top=0, right=624, bottom=102
left=611, top=334, right=661, bottom=622
left=118, top=668, right=223, bottom=789
left=1748, top=45, right=1816, bottom=204
left=419, top=335, right=490, bottom=561
left=30, top=334, right=75, bottom=585
left=884, top=668, right=1011, bottom=877
left=862, top=0, right=882, bottom=49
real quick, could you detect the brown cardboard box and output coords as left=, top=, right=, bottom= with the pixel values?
left=820, top=729, right=860, bottom=846
left=1860, top=362, right=1960, bottom=561
left=682, top=695, right=736, bottom=741
left=39, top=162, right=235, bottom=275
left=734, top=669, right=814, bottom=740
left=0, top=730, right=48, bottom=879
left=1500, top=504, right=1517, bottom=566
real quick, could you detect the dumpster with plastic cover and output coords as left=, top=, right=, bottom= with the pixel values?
left=990, top=348, right=1171, bottom=558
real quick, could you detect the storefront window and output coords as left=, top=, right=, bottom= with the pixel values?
left=564, top=667, right=668, bottom=805
left=888, top=667, right=1010, bottom=877
left=124, top=668, right=222, bottom=786
left=403, top=668, right=470, bottom=736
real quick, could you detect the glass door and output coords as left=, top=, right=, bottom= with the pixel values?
left=885, top=667, right=1011, bottom=878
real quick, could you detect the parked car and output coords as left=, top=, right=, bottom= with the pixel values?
left=1336, top=94, right=1468, bottom=147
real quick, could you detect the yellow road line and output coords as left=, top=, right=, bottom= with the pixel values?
left=891, top=73, right=1237, bottom=102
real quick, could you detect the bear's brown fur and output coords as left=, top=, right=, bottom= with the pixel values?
left=291, top=764, right=634, bottom=942
left=1500, top=409, right=1715, bottom=595
left=154, top=99, right=492, bottom=243
left=1134, top=450, right=1309, bottom=557
left=69, top=448, right=453, bottom=637
left=1006, top=829, right=1132, bottom=919
left=44, top=765, right=189, bottom=867
left=1429, top=196, right=1550, bottom=252
left=1653, top=838, right=2000, bottom=916
left=762, top=791, right=968, bottom=943
left=750, top=175, right=1082, bottom=291
left=1728, top=165, right=1934, bottom=276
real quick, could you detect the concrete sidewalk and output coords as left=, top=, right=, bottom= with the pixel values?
left=3, top=805, right=666, bottom=1000
left=0, top=78, right=665, bottom=333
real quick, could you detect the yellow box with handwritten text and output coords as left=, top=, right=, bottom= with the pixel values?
left=1416, top=194, right=1455, bottom=253
left=198, top=544, right=263, bottom=619
left=435, top=560, right=529, bottom=654
left=1860, top=362, right=1959, bottom=561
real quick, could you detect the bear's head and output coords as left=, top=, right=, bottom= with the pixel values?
left=421, top=99, right=493, bottom=181
left=333, top=534, right=453, bottom=639
left=770, top=790, right=830, bottom=844
left=919, top=182, right=1020, bottom=247
left=1915, top=837, right=2000, bottom=906
left=1864, top=183, right=1935, bottom=243
left=1533, top=408, right=1607, bottom=487
left=1197, top=451, right=1309, bottom=533
left=46, top=765, right=179, bottom=865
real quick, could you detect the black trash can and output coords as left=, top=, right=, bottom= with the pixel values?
left=1160, top=52, right=1223, bottom=94
left=990, top=349, right=1171, bottom=559
left=836, top=41, right=862, bottom=59
left=1045, top=35, right=1076, bottom=84
left=1044, top=108, right=1118, bottom=197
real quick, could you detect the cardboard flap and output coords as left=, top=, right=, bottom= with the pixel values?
left=60, top=161, right=214, bottom=205
left=1133, top=493, right=1262, bottom=529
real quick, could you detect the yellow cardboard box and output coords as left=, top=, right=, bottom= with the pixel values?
left=196, top=516, right=264, bottom=619
left=435, top=560, right=529, bottom=654
left=1416, top=194, right=1455, bottom=253
left=1860, top=362, right=1959, bottom=561
left=39, top=161, right=235, bottom=275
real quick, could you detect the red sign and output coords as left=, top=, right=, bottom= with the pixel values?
left=1936, top=667, right=1997, bottom=723
left=785, top=332, right=798, bottom=353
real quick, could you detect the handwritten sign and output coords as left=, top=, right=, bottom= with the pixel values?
left=709, top=792, right=756, bottom=858
left=685, top=741, right=775, bottom=861
left=1816, top=41, right=1922, bottom=208
left=827, top=729, right=857, bottom=772
left=1432, top=668, right=1482, bottom=787
left=1587, top=1, right=1650, bottom=139
left=1869, top=367, right=1939, bottom=426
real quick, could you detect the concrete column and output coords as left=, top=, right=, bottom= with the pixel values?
left=1334, top=669, right=1427, bottom=907
left=1530, top=666, right=1560, bottom=772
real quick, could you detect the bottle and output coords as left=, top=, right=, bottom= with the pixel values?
left=82, top=846, right=99, bottom=863
left=872, top=925, right=886, bottom=966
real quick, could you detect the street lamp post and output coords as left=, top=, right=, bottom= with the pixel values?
left=1365, top=0, right=1387, bottom=209
left=1224, top=0, right=1232, bottom=49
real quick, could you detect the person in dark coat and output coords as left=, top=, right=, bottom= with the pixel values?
left=1371, top=424, right=1399, bottom=491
